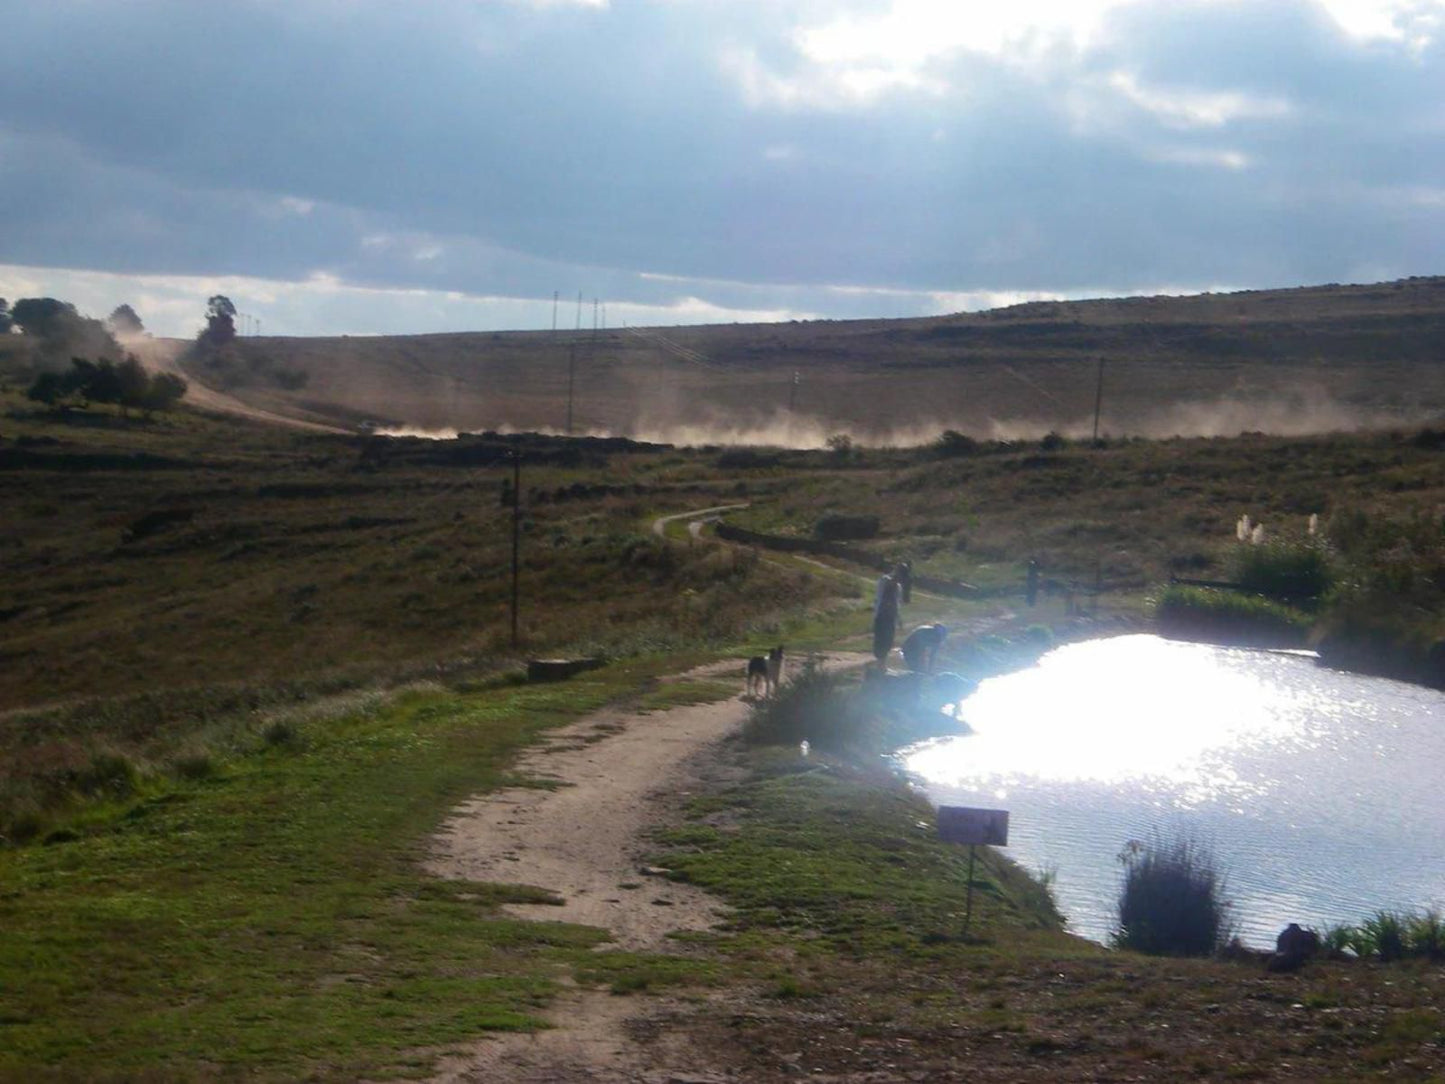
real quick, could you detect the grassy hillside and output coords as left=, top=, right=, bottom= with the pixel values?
left=7, top=380, right=1445, bottom=839
left=168, top=275, right=1445, bottom=441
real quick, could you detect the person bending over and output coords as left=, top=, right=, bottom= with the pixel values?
left=901, top=623, right=948, bottom=673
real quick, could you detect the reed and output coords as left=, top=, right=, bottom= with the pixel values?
left=1113, top=835, right=1234, bottom=957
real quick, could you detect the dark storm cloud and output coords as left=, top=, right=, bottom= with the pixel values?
left=0, top=0, right=1440, bottom=333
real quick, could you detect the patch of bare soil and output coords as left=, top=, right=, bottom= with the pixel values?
left=131, top=337, right=349, bottom=433
left=422, top=652, right=871, bottom=1083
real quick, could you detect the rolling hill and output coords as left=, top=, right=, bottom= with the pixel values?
left=124, top=275, right=1445, bottom=443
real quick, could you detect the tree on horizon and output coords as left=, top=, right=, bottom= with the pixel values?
left=199, top=295, right=236, bottom=347
left=107, top=304, right=145, bottom=337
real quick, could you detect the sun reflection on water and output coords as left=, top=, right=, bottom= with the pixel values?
left=902, top=634, right=1445, bottom=945
left=911, top=634, right=1314, bottom=798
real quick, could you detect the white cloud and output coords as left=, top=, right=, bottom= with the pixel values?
left=0, top=264, right=814, bottom=338
left=1, top=1, right=1441, bottom=333
left=795, top=0, right=1116, bottom=67
left=1317, top=0, right=1445, bottom=46
left=1106, top=70, right=1292, bottom=128
left=1149, top=145, right=1253, bottom=170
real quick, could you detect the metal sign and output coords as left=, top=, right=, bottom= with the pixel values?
left=938, top=806, right=1009, bottom=847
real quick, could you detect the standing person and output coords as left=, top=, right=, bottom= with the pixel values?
left=896, top=561, right=913, bottom=605
left=872, top=573, right=901, bottom=667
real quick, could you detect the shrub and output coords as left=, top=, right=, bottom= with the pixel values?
left=1319, top=924, right=1356, bottom=958
left=1407, top=909, right=1445, bottom=960
left=1230, top=538, right=1335, bottom=605
left=172, top=748, right=217, bottom=781
left=1360, top=910, right=1408, bottom=962
left=814, top=513, right=879, bottom=541
left=716, top=448, right=781, bottom=470
left=263, top=719, right=300, bottom=747
left=742, top=658, right=853, bottom=750
left=935, top=430, right=978, bottom=457
left=1113, top=835, right=1233, bottom=956
left=70, top=752, right=142, bottom=800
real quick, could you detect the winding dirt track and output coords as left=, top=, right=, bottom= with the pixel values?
left=420, top=650, right=870, bottom=1083
left=130, top=337, right=350, bottom=433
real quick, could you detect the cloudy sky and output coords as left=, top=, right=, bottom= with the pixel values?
left=1, top=0, right=1441, bottom=337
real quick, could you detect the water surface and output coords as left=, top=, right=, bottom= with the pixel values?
left=902, top=634, right=1445, bottom=945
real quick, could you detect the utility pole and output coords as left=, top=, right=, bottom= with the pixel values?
left=551, top=290, right=558, bottom=333
left=509, top=447, right=521, bottom=647
left=1092, top=357, right=1106, bottom=444
left=566, top=292, right=581, bottom=435
left=590, top=298, right=599, bottom=363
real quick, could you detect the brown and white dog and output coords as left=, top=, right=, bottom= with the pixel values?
left=745, top=645, right=785, bottom=698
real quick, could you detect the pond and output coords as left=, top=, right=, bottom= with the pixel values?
left=900, top=634, right=1445, bottom=946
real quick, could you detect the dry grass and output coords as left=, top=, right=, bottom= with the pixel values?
left=110, top=275, right=1445, bottom=441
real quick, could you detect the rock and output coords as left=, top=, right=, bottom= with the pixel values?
left=1267, top=923, right=1321, bottom=972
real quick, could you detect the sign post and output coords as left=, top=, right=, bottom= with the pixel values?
left=937, top=806, right=1009, bottom=938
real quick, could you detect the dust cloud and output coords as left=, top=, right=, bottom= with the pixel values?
left=376, top=391, right=1434, bottom=448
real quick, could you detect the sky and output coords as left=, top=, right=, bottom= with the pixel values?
left=0, top=0, right=1441, bottom=338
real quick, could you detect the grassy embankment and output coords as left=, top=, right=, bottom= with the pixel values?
left=0, top=661, right=739, bottom=1080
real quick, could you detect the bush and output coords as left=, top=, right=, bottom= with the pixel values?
left=742, top=658, right=853, bottom=750
left=70, top=751, right=142, bottom=800
left=172, top=748, right=218, bottom=781
left=1360, top=910, right=1408, bottom=962
left=1114, top=835, right=1233, bottom=956
left=935, top=430, right=978, bottom=457
left=1230, top=539, right=1335, bottom=605
left=813, top=513, right=879, bottom=541
left=716, top=448, right=781, bottom=470
left=1408, top=909, right=1445, bottom=960
left=1319, top=924, right=1355, bottom=957
left=263, top=719, right=300, bottom=747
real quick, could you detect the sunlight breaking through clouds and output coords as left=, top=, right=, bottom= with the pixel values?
left=0, top=0, right=1440, bottom=333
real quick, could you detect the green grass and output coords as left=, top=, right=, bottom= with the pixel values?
left=1229, top=537, right=1336, bottom=605
left=634, top=677, right=740, bottom=713
left=654, top=747, right=1064, bottom=950
left=1322, top=908, right=1445, bottom=962
left=0, top=662, right=720, bottom=1080
left=1153, top=584, right=1311, bottom=647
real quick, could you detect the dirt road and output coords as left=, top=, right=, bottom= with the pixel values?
left=130, top=337, right=350, bottom=434
left=421, top=652, right=869, bottom=1083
